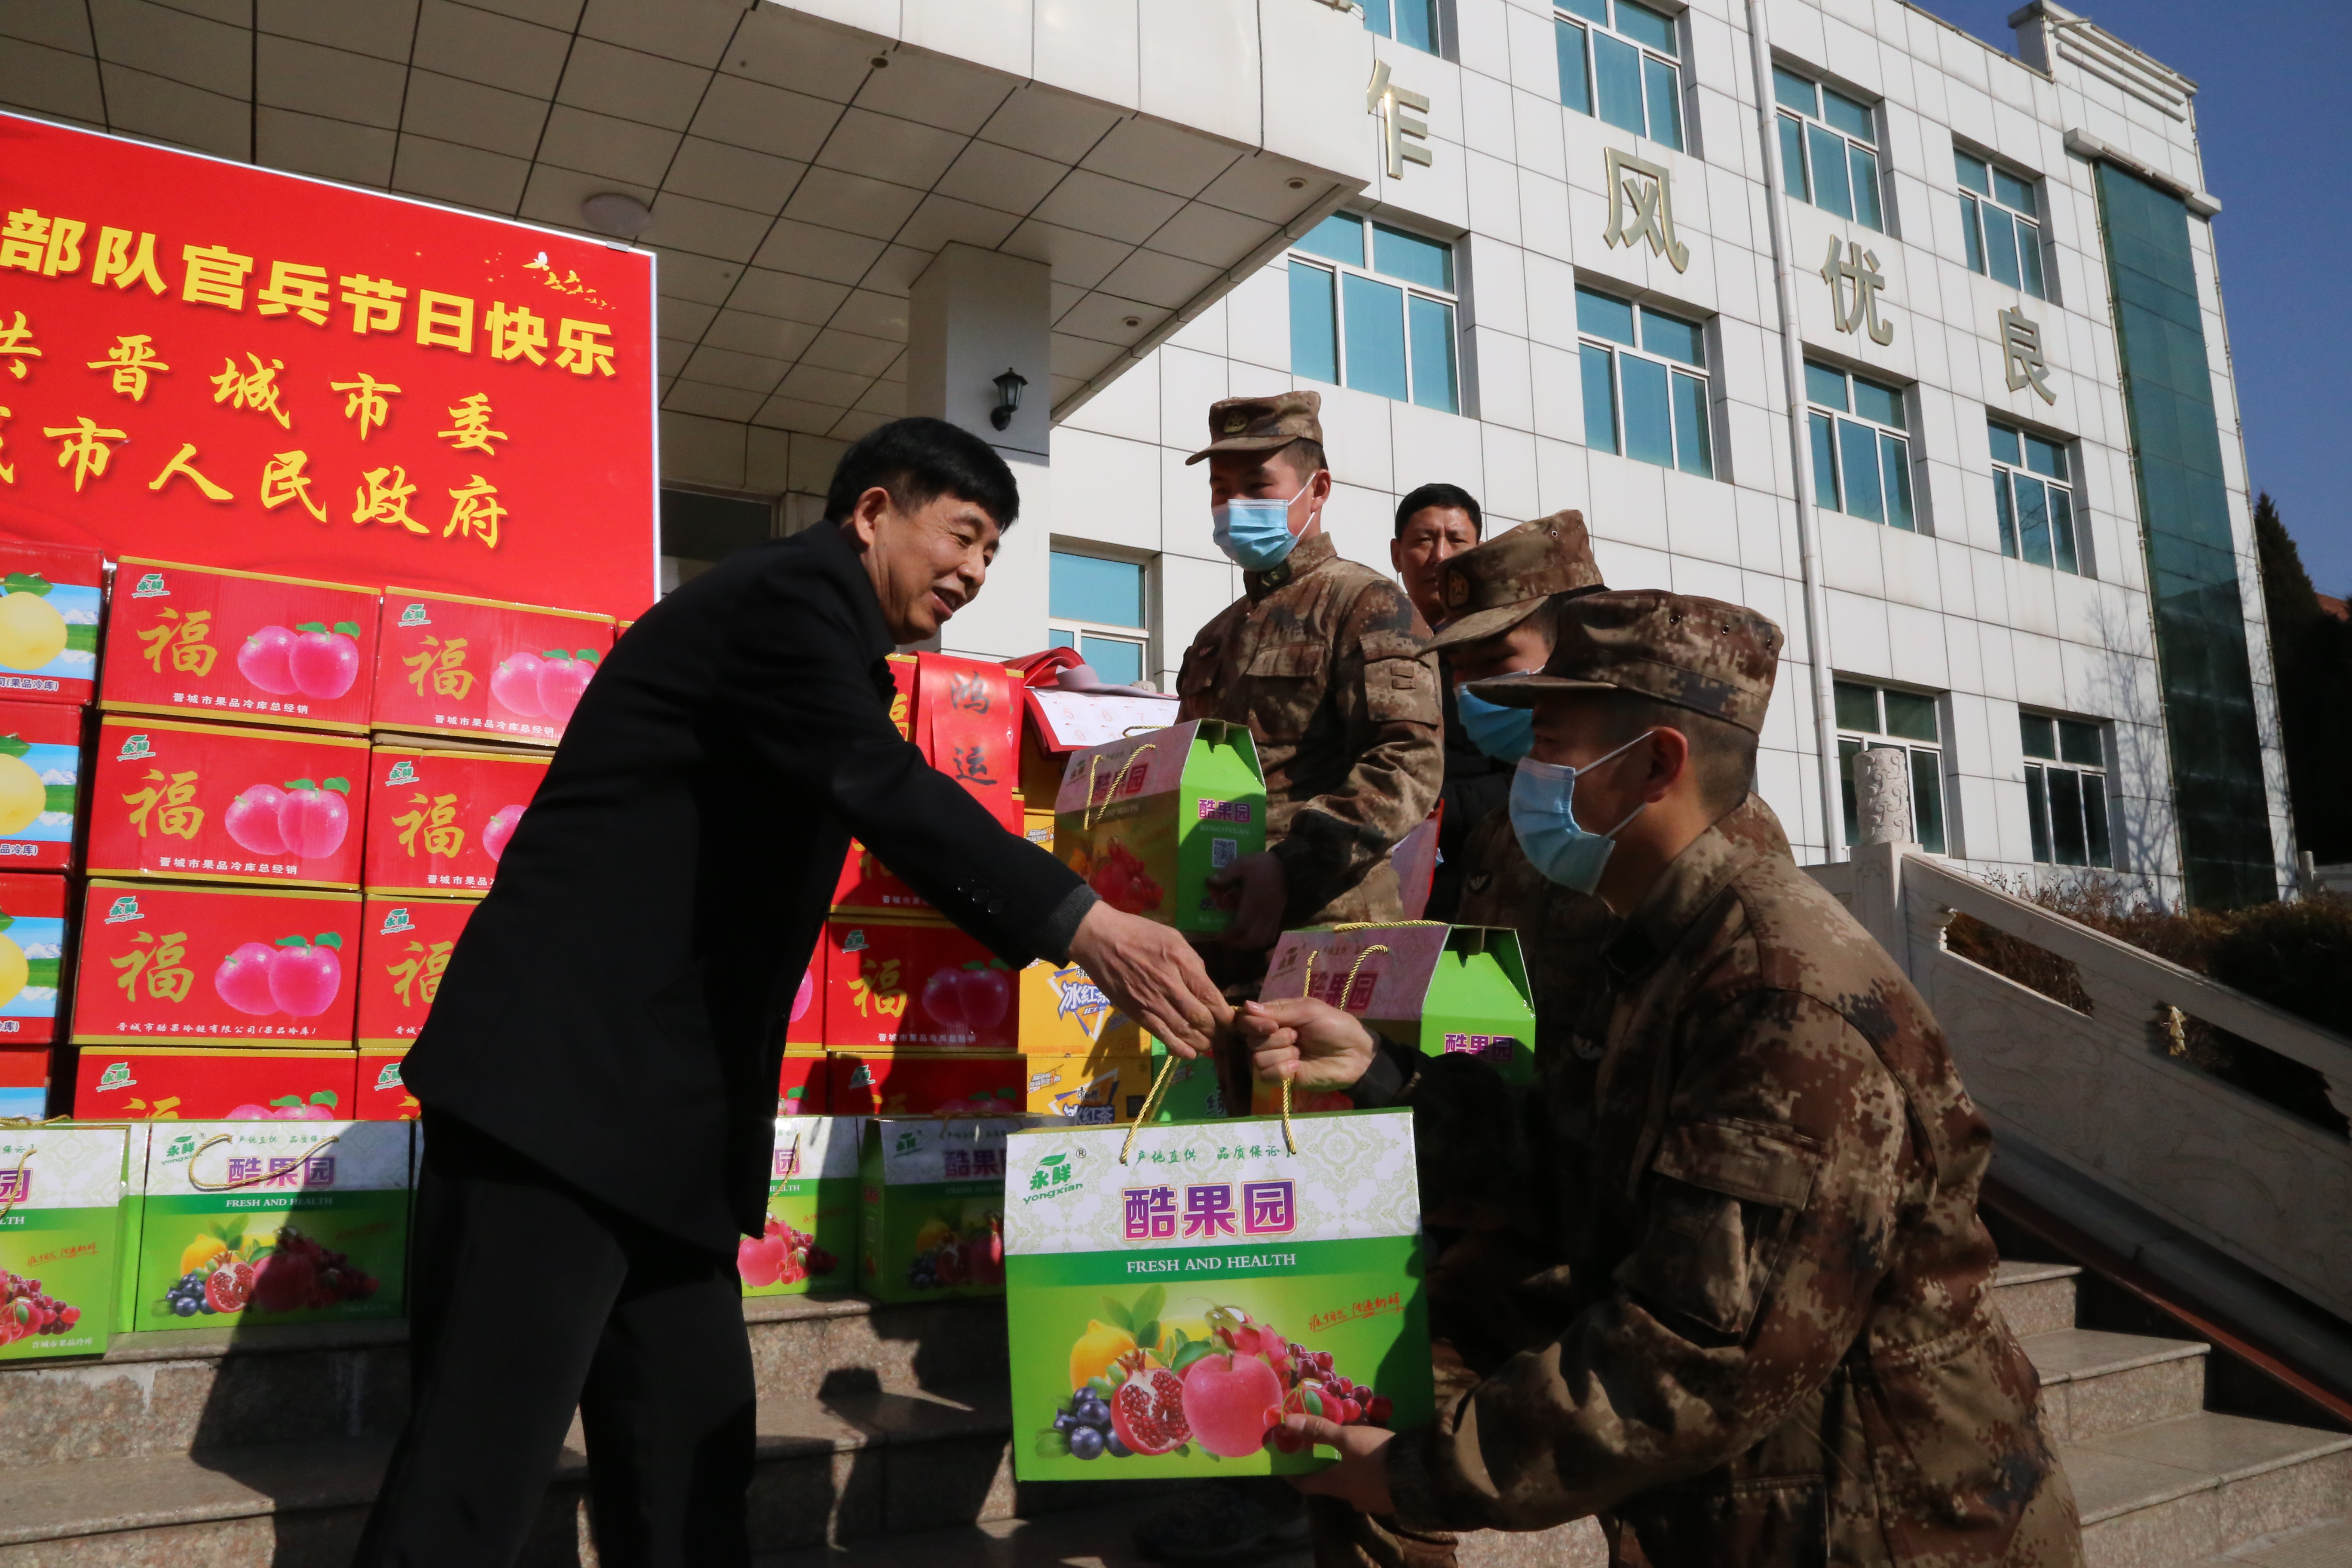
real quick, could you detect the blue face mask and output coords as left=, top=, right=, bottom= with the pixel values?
left=1211, top=481, right=1309, bottom=571
left=1507, top=734, right=1654, bottom=894
left=1455, top=687, right=1535, bottom=762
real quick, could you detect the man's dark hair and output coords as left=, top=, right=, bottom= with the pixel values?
left=824, top=416, right=1020, bottom=531
left=1603, top=692, right=1758, bottom=816
left=1271, top=437, right=1328, bottom=479
left=1393, top=482, right=1483, bottom=539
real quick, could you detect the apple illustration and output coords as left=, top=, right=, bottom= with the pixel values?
left=921, top=968, right=970, bottom=1031
left=214, top=942, right=278, bottom=1016
left=267, top=933, right=343, bottom=1017
left=225, top=784, right=291, bottom=857
left=276, top=778, right=352, bottom=858
left=536, top=649, right=600, bottom=723
left=490, top=651, right=545, bottom=716
left=790, top=967, right=815, bottom=1024
left=288, top=622, right=363, bottom=700
left=482, top=803, right=526, bottom=863
left=225, top=1102, right=275, bottom=1120
left=956, top=966, right=1014, bottom=1031
left=736, top=1235, right=786, bottom=1289
left=237, top=626, right=301, bottom=695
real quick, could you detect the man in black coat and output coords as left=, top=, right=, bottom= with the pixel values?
left=357, top=418, right=1228, bottom=1568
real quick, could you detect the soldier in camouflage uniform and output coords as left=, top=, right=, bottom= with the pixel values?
left=1176, top=392, right=1444, bottom=962
left=1239, top=590, right=2082, bottom=1568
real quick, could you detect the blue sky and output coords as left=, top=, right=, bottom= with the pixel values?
left=1945, top=2, right=2352, bottom=594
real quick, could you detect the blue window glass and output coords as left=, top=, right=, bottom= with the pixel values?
left=1960, top=194, right=1986, bottom=273
left=1807, top=122, right=1852, bottom=218
left=1834, top=681, right=1880, bottom=732
left=1593, top=31, right=1645, bottom=135
left=1079, top=635, right=1143, bottom=687
left=1994, top=167, right=2037, bottom=217
left=1373, top=224, right=1452, bottom=291
left=1987, top=423, right=2022, bottom=466
left=2049, top=485, right=2078, bottom=573
left=2025, top=764, right=2052, bottom=861
left=1295, top=214, right=1363, bottom=266
left=1616, top=0, right=1676, bottom=53
left=1956, top=152, right=1991, bottom=196
left=2018, top=229, right=2046, bottom=299
left=1983, top=205, right=2021, bottom=288
left=1822, top=87, right=1872, bottom=140
left=1839, top=418, right=1883, bottom=522
left=1777, top=114, right=1809, bottom=202
left=1049, top=628, right=1075, bottom=650
left=1805, top=361, right=1848, bottom=411
left=1341, top=273, right=1408, bottom=401
left=1643, top=54, right=1683, bottom=149
left=1850, top=376, right=1901, bottom=428
left=2059, top=719, right=2103, bottom=766
left=1361, top=0, right=1391, bottom=38
left=1582, top=344, right=1619, bottom=453
left=2025, top=434, right=2066, bottom=479
left=1556, top=19, right=1592, bottom=114
left=1880, top=432, right=1914, bottom=530
left=1394, top=0, right=1436, bottom=52
left=1672, top=371, right=1712, bottom=477
left=1994, top=472, right=2018, bottom=556
left=1642, top=308, right=1703, bottom=366
left=1810, top=412, right=1840, bottom=509
left=1849, top=145, right=1882, bottom=230
left=1575, top=286, right=1637, bottom=346
left=2014, top=473, right=2052, bottom=566
left=2048, top=766, right=2086, bottom=864
left=1773, top=67, right=1817, bottom=114
left=1559, top=0, right=1606, bottom=21
left=1910, top=749, right=1947, bottom=853
left=1051, top=553, right=1145, bottom=628
left=1289, top=261, right=1337, bottom=383
left=1621, top=354, right=1673, bottom=468
left=1408, top=295, right=1458, bottom=413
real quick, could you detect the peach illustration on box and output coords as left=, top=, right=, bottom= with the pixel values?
left=490, top=648, right=600, bottom=723
left=213, top=934, right=343, bottom=1018
left=0, top=738, right=49, bottom=839
left=237, top=623, right=365, bottom=701
left=0, top=575, right=72, bottom=672
left=224, top=778, right=353, bottom=859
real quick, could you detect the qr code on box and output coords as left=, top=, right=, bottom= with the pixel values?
left=1211, top=836, right=1239, bottom=869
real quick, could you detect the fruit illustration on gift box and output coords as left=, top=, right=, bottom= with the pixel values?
left=211, top=933, right=345, bottom=1017
left=0, top=737, right=48, bottom=836
left=919, top=960, right=1014, bottom=1036
left=0, top=1265, right=82, bottom=1344
left=226, top=778, right=352, bottom=858
left=481, top=804, right=526, bottom=863
left=1081, top=839, right=1164, bottom=916
left=223, top=1091, right=340, bottom=1121
left=904, top=1211, right=1003, bottom=1291
left=239, top=623, right=364, bottom=699
left=0, top=574, right=69, bottom=672
left=491, top=649, right=601, bottom=720
left=160, top=1217, right=377, bottom=1320
left=0, top=908, right=28, bottom=1008
left=735, top=1214, right=839, bottom=1289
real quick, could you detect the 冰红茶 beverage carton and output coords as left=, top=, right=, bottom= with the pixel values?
left=1006, top=1108, right=1431, bottom=1480
left=738, top=1116, right=858, bottom=1298
left=1024, top=1051, right=1155, bottom=1126
left=0, top=872, right=67, bottom=1046
left=0, top=536, right=103, bottom=705
left=361, top=744, right=548, bottom=898
left=130, top=1120, right=411, bottom=1331
left=859, top=1115, right=1026, bottom=1304
left=100, top=560, right=379, bottom=732
left=1257, top=924, right=1537, bottom=1099
left=72, top=881, right=363, bottom=1047
left=0, top=1123, right=128, bottom=1361
left=1017, top=957, right=1140, bottom=1057
left=86, top=717, right=368, bottom=889
left=821, top=917, right=1017, bottom=1051
left=371, top=588, right=614, bottom=747
left=1054, top=722, right=1264, bottom=937
left=354, top=896, right=476, bottom=1048
left=0, top=697, right=85, bottom=870
left=70, top=1044, right=357, bottom=1121
left=825, top=1051, right=1023, bottom=1118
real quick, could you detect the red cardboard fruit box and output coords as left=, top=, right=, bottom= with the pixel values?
left=915, top=653, right=1021, bottom=831
left=100, top=559, right=380, bottom=733
left=371, top=587, right=615, bottom=747
left=72, top=881, right=363, bottom=1047
left=356, top=1046, right=418, bottom=1120
left=0, top=872, right=69, bottom=1046
left=69, top=1044, right=358, bottom=1120
left=831, top=841, right=926, bottom=915
left=355, top=896, right=476, bottom=1048
left=822, top=917, right=1017, bottom=1051
left=86, top=717, right=368, bottom=889
left=0, top=1043, right=49, bottom=1119
left=778, top=1047, right=826, bottom=1115
left=0, top=535, right=104, bottom=705
left=783, top=956, right=823, bottom=1049
left=362, top=744, right=548, bottom=898
left=825, top=1050, right=1024, bottom=1117
left=0, top=698, right=83, bottom=872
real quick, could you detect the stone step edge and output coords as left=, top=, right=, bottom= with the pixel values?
left=0, top=1386, right=1014, bottom=1550
left=2066, top=1424, right=2352, bottom=1529
left=1995, top=1261, right=2084, bottom=1287
left=2021, top=1329, right=2211, bottom=1385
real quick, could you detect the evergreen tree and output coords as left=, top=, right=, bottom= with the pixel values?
left=2253, top=493, right=2352, bottom=863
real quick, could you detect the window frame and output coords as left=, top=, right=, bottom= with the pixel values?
left=1988, top=420, right=2083, bottom=573
left=1288, top=213, right=1462, bottom=415
left=1362, top=0, right=1441, bottom=54
left=2020, top=710, right=2113, bottom=869
left=1046, top=549, right=1153, bottom=690
left=1554, top=0, right=1685, bottom=150
left=1575, top=283, right=1715, bottom=479
left=1834, top=679, right=1950, bottom=855
left=1955, top=148, right=2048, bottom=300
left=1773, top=65, right=1886, bottom=232
left=1805, top=361, right=1917, bottom=531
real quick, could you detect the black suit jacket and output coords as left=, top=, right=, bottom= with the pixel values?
left=404, top=523, right=1087, bottom=1253
left=1426, top=661, right=1511, bottom=923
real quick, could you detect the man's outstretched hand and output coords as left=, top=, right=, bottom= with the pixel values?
left=1233, top=995, right=1378, bottom=1092
left=1280, top=1415, right=1396, bottom=1512
left=1067, top=902, right=1228, bottom=1060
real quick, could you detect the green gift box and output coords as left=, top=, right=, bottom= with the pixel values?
left=741, top=1116, right=859, bottom=1298
left=1261, top=923, right=1538, bottom=1086
left=1054, top=720, right=1265, bottom=937
left=858, top=1116, right=1027, bottom=1304
left=1005, top=1107, right=1431, bottom=1479
left=0, top=1123, right=128, bottom=1360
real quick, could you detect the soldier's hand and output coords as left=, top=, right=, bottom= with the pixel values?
left=1207, top=851, right=1287, bottom=950
left=1234, top=997, right=1377, bottom=1090
left=1067, top=902, right=1227, bottom=1060
left=1280, top=1414, right=1396, bottom=1511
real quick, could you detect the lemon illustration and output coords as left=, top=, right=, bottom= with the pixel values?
left=0, top=931, right=26, bottom=1009
left=0, top=752, right=43, bottom=836
left=181, top=1234, right=230, bottom=1277
left=1069, top=1318, right=1139, bottom=1390
left=0, top=587, right=67, bottom=671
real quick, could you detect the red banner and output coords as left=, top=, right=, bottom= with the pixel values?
left=0, top=113, right=657, bottom=620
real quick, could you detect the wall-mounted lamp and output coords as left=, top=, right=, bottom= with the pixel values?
left=990, top=367, right=1027, bottom=431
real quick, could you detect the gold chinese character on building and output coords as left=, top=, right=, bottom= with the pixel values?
left=340, top=275, right=406, bottom=335
left=0, top=312, right=41, bottom=381
left=41, top=416, right=125, bottom=492
left=260, top=450, right=328, bottom=522
left=90, top=228, right=166, bottom=294
left=148, top=443, right=233, bottom=502
left=554, top=318, right=616, bottom=377
left=209, top=353, right=292, bottom=429
left=181, top=244, right=254, bottom=311
left=87, top=334, right=168, bottom=401
left=487, top=302, right=548, bottom=365
left=257, top=261, right=332, bottom=327
left=331, top=373, right=400, bottom=439
left=352, top=465, right=423, bottom=533
left=0, top=209, right=85, bottom=277
left=444, top=475, right=503, bottom=550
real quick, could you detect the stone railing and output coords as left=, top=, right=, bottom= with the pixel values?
left=1808, top=755, right=2352, bottom=1324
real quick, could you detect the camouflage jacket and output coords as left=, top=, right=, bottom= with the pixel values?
left=1385, top=821, right=2081, bottom=1568
left=1176, top=532, right=1442, bottom=925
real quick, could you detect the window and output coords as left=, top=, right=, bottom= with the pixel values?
left=1576, top=286, right=1712, bottom=477
left=1836, top=680, right=1947, bottom=854
left=1289, top=214, right=1460, bottom=414
left=659, top=488, right=772, bottom=592
left=1955, top=151, right=2046, bottom=299
left=1555, top=0, right=1683, bottom=150
left=2020, top=713, right=2111, bottom=868
left=1773, top=67, right=1883, bottom=231
left=1988, top=423, right=2080, bottom=572
left=1806, top=362, right=1914, bottom=530
left=1362, top=0, right=1438, bottom=52
left=1048, top=553, right=1149, bottom=687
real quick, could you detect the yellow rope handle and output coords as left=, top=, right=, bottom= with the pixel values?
left=184, top=1131, right=344, bottom=1193
left=1120, top=1051, right=1184, bottom=1164
left=0, top=1143, right=29, bottom=1222
left=1085, top=743, right=1158, bottom=829
left=1327, top=921, right=1446, bottom=931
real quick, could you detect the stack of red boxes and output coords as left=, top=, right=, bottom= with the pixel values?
left=0, top=539, right=103, bottom=1119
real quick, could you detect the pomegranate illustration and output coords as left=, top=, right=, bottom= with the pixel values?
left=1109, top=1352, right=1191, bottom=1457
left=214, top=942, right=279, bottom=1016
left=490, top=651, right=545, bottom=716
left=275, top=778, right=352, bottom=858
left=535, top=649, right=598, bottom=722
left=288, top=622, right=363, bottom=699
left=1180, top=1351, right=1284, bottom=1457
left=249, top=1249, right=315, bottom=1315
left=266, top=934, right=343, bottom=1017
left=237, top=626, right=300, bottom=694
left=482, top=803, right=526, bottom=863
left=224, top=784, right=290, bottom=856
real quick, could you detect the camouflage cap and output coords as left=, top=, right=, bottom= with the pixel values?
left=1185, top=390, right=1323, bottom=465
left=1464, top=589, right=1782, bottom=733
left=1424, top=511, right=1605, bottom=651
